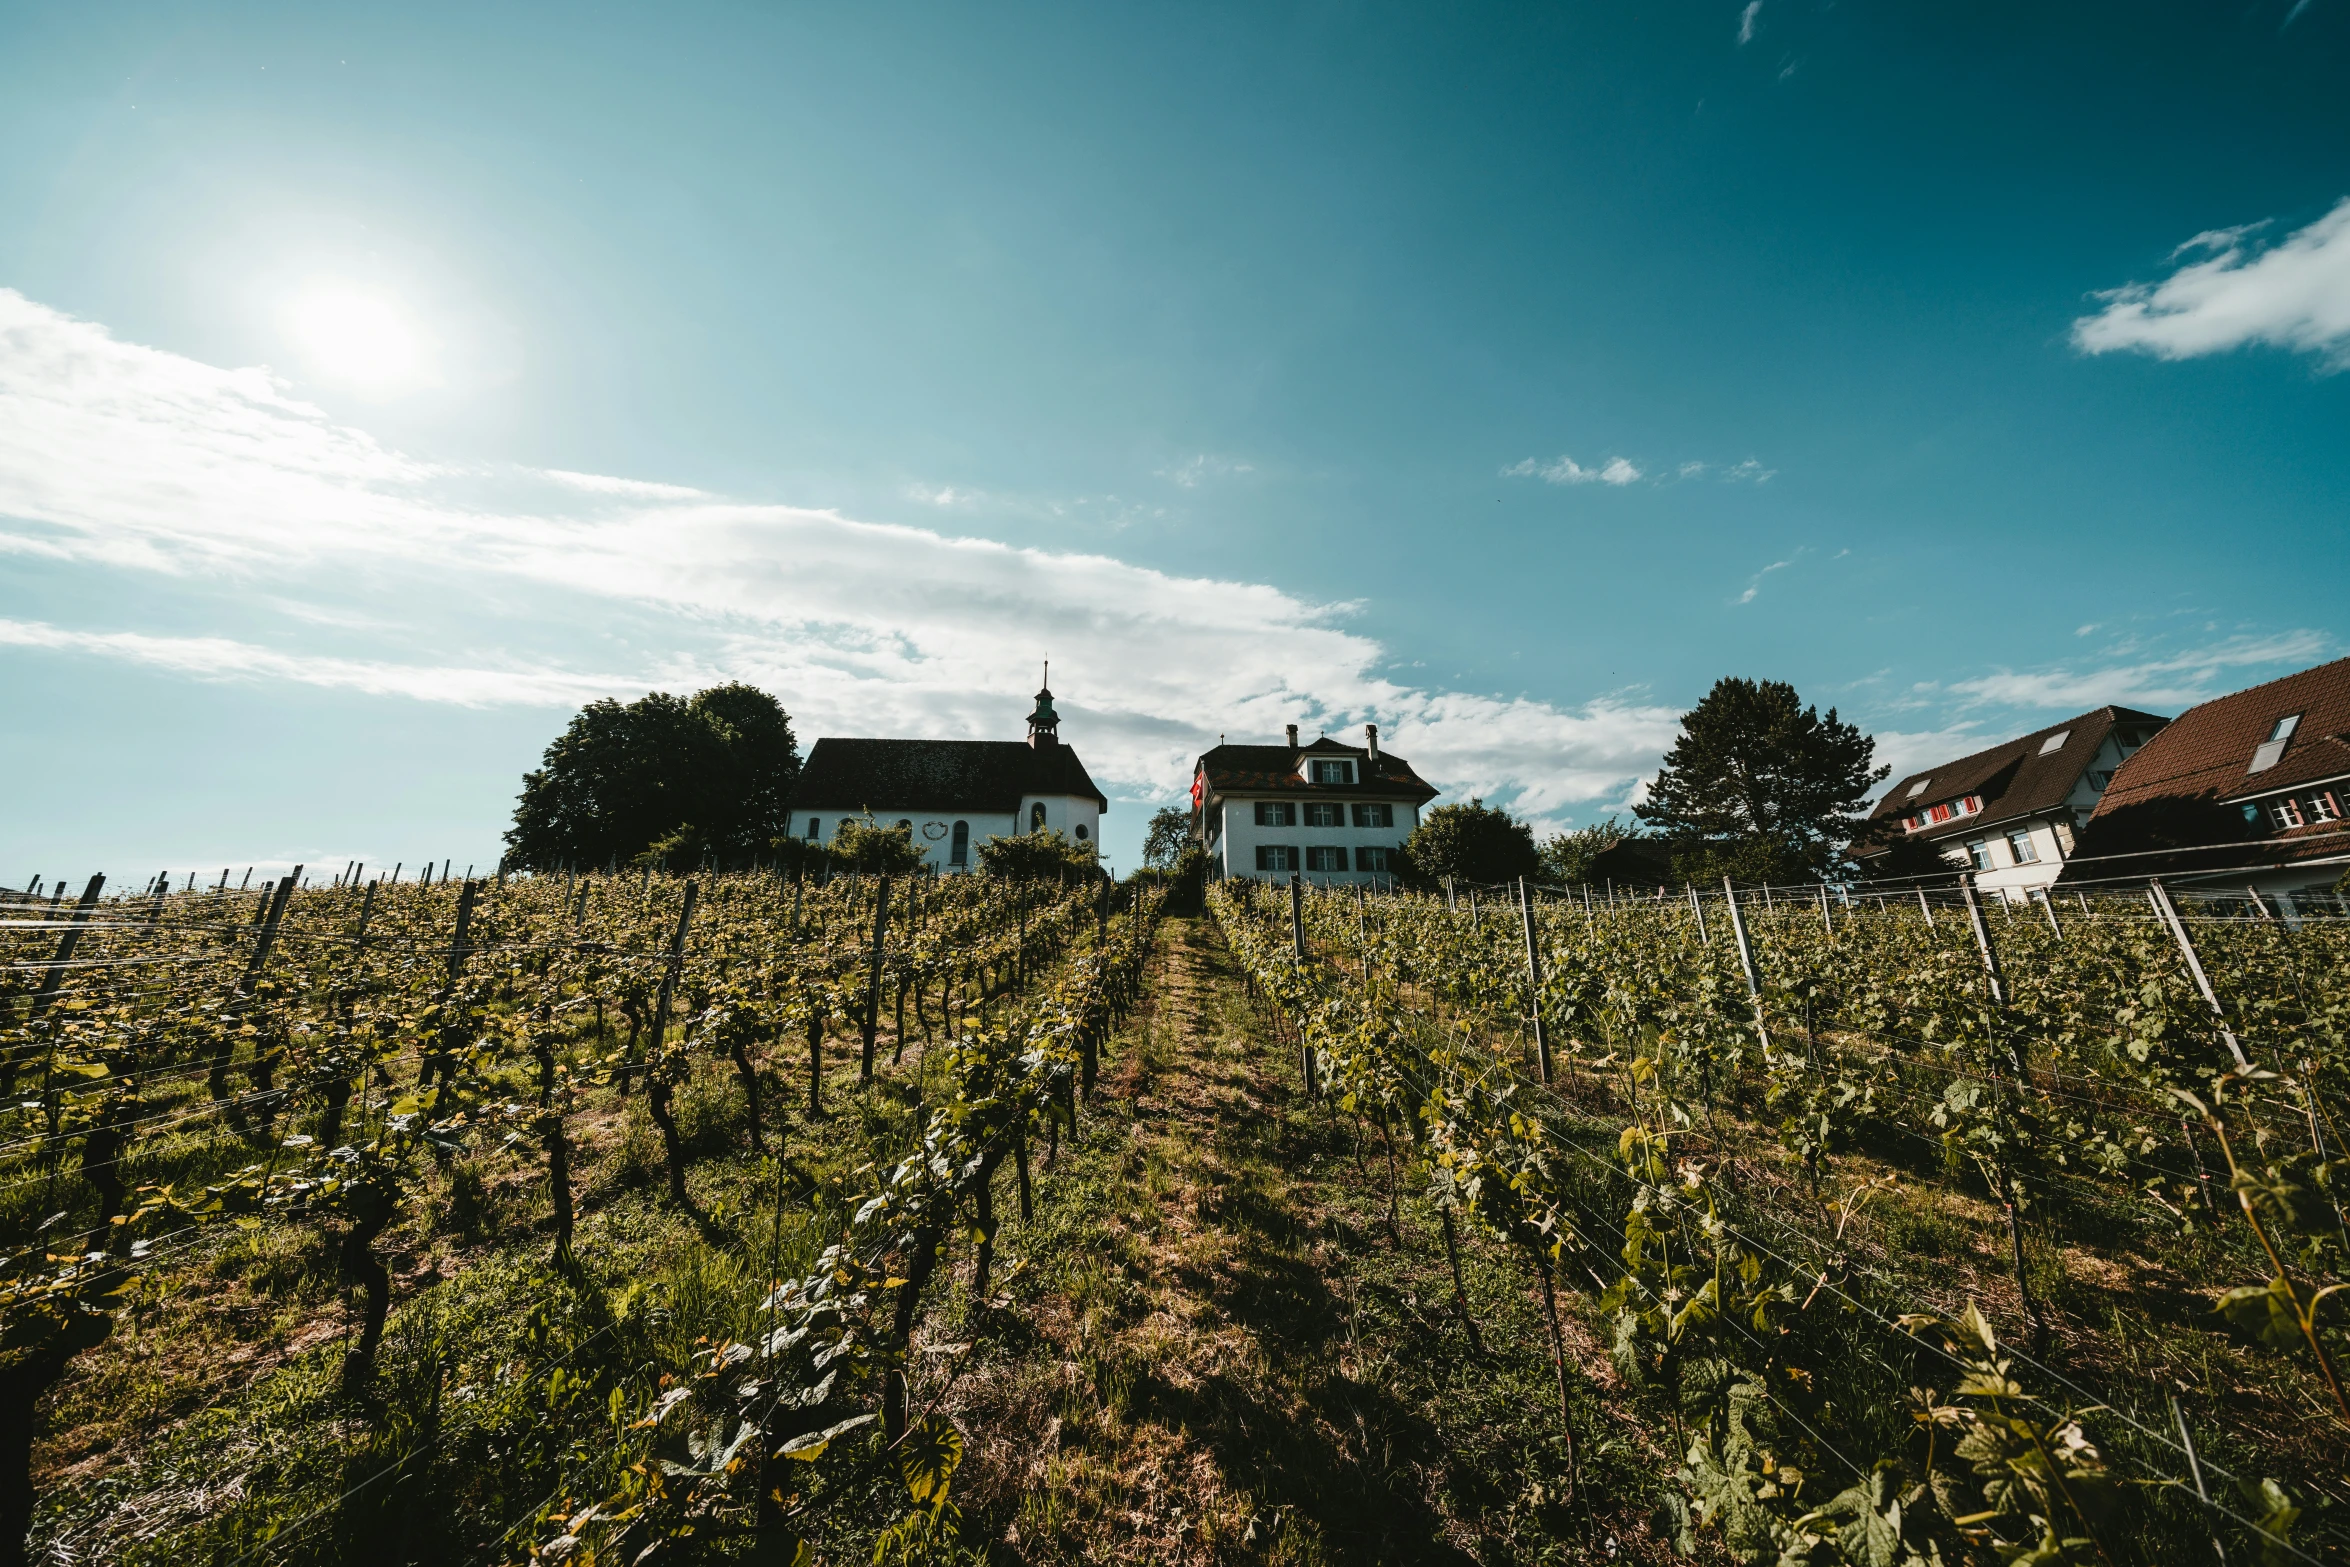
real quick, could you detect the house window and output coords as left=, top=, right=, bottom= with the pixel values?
left=2007, top=829, right=2040, bottom=865
left=1310, top=759, right=1354, bottom=784
left=1966, top=840, right=1993, bottom=871
left=950, top=821, right=969, bottom=866
left=1352, top=803, right=1393, bottom=828
left=806, top=817, right=821, bottom=839
left=896, top=819, right=912, bottom=832
left=1355, top=846, right=1395, bottom=873
left=2270, top=797, right=2306, bottom=831
left=1074, top=824, right=1090, bottom=841
left=2087, top=771, right=2111, bottom=791
left=1305, top=802, right=1345, bottom=827
left=1254, top=801, right=1298, bottom=827
left=2311, top=791, right=2342, bottom=824
left=1905, top=777, right=1933, bottom=799
left=1030, top=802, right=1047, bottom=831
left=2038, top=730, right=2070, bottom=754
left=1256, top=845, right=1298, bottom=872
left=1305, top=846, right=1347, bottom=872
left=2271, top=714, right=2303, bottom=743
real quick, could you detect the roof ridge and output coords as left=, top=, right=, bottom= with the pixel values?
left=2167, top=654, right=2350, bottom=718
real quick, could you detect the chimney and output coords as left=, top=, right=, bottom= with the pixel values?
left=1285, top=723, right=1299, bottom=748
left=1365, top=723, right=1380, bottom=761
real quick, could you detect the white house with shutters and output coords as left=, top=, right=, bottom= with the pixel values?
left=1191, top=724, right=1439, bottom=884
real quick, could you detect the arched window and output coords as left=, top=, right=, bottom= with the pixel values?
left=896, top=819, right=912, bottom=832
left=950, top=821, right=969, bottom=867
left=1074, top=824, right=1089, bottom=841
left=1030, top=802, right=1047, bottom=831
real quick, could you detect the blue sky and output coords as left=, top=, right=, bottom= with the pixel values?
left=3, top=1, right=2347, bottom=883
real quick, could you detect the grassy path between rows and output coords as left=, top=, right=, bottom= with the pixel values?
left=931, top=915, right=1683, bottom=1566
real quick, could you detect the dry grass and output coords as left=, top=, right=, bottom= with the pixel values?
left=932, top=916, right=1690, bottom=1566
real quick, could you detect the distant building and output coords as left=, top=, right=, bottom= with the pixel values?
left=2069, top=656, right=2350, bottom=904
left=1192, top=724, right=1439, bottom=884
left=1851, top=707, right=2169, bottom=898
left=789, top=681, right=1107, bottom=873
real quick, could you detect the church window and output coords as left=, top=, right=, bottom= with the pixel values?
left=1030, top=802, right=1047, bottom=831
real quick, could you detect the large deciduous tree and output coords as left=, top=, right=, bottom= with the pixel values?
left=505, top=684, right=801, bottom=870
left=1634, top=677, right=1885, bottom=885
left=1143, top=807, right=1193, bottom=869
left=1403, top=798, right=1539, bottom=885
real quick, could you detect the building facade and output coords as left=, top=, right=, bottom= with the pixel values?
left=2074, top=656, right=2350, bottom=906
left=790, top=682, right=1107, bottom=873
left=1853, top=706, right=2169, bottom=899
left=1192, top=724, right=1439, bottom=884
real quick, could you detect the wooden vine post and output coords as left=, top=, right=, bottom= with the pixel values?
left=1518, top=877, right=1552, bottom=1083
left=861, top=874, right=893, bottom=1082
left=1961, top=873, right=2049, bottom=1350
left=26, top=874, right=105, bottom=1022
left=1720, top=876, right=1769, bottom=1051
left=645, top=881, right=698, bottom=1206
left=1290, top=874, right=1316, bottom=1097
left=2147, top=879, right=2251, bottom=1069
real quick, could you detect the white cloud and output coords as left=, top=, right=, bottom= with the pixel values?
left=1504, top=453, right=1644, bottom=486
left=1942, top=630, right=2332, bottom=713
left=543, top=469, right=711, bottom=501
left=1154, top=453, right=1254, bottom=488
left=1734, top=557, right=1794, bottom=605
left=1737, top=1, right=1763, bottom=45
left=0, top=288, right=1675, bottom=815
left=2073, top=197, right=2350, bottom=365
left=0, top=617, right=644, bottom=706
left=1514, top=452, right=1770, bottom=487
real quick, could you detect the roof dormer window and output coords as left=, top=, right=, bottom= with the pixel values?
left=1310, top=759, right=1355, bottom=785
left=2250, top=713, right=2301, bottom=774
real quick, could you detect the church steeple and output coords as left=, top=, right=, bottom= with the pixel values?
left=1027, top=661, right=1060, bottom=748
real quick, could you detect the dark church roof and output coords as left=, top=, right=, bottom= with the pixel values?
left=793, top=738, right=1109, bottom=815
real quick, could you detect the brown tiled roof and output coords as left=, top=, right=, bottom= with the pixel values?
left=1196, top=736, right=1439, bottom=804
left=794, top=738, right=1108, bottom=814
left=2096, top=657, right=2350, bottom=814
left=1857, top=706, right=2168, bottom=852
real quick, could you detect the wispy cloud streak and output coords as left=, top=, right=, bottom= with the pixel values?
left=2073, top=198, right=2350, bottom=366
left=0, top=289, right=1676, bottom=817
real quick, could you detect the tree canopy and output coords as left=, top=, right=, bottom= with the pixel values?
left=505, top=684, right=801, bottom=870
left=1403, top=798, right=1539, bottom=885
left=1538, top=817, right=1634, bottom=885
left=1143, top=807, right=1194, bottom=869
left=1633, top=677, right=1885, bottom=885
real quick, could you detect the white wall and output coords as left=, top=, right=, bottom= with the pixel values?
left=1209, top=795, right=1420, bottom=883
left=796, top=798, right=1099, bottom=873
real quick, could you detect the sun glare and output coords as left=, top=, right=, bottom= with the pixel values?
left=287, top=286, right=424, bottom=387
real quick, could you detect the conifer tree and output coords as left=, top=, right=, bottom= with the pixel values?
left=1634, top=677, right=1885, bottom=884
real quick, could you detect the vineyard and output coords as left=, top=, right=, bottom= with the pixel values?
left=3, top=866, right=1160, bottom=1565
left=7, top=863, right=2350, bottom=1565
left=1211, top=874, right=2350, bottom=1565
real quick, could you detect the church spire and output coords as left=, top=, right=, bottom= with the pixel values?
left=1027, top=662, right=1060, bottom=748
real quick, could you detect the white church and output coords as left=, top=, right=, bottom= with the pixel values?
left=788, top=679, right=1107, bottom=872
